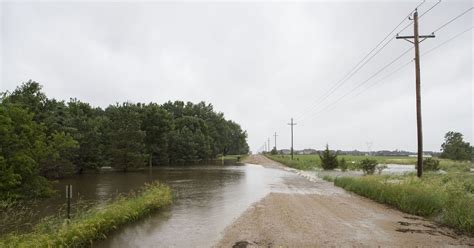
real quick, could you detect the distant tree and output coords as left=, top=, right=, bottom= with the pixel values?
left=39, top=131, right=79, bottom=178
left=339, top=158, right=348, bottom=172
left=440, top=131, right=472, bottom=161
left=105, top=103, right=147, bottom=172
left=140, top=103, right=173, bottom=166
left=319, top=144, right=338, bottom=170
left=359, top=159, right=378, bottom=175
left=270, top=147, right=277, bottom=155
left=67, top=99, right=106, bottom=173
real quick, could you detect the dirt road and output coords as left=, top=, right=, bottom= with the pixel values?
left=216, top=155, right=473, bottom=247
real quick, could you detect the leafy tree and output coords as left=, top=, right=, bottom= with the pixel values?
left=270, top=147, right=278, bottom=155
left=359, top=158, right=378, bottom=175
left=104, top=103, right=147, bottom=172
left=440, top=131, right=472, bottom=161
left=38, top=131, right=79, bottom=178
left=319, top=144, right=338, bottom=170
left=140, top=103, right=173, bottom=165
left=67, top=99, right=105, bottom=172
left=0, top=102, right=51, bottom=199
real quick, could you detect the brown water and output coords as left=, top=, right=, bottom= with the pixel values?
left=38, top=163, right=309, bottom=247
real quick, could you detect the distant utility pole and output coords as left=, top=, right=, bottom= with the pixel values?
left=288, top=118, right=297, bottom=160
left=396, top=9, right=435, bottom=178
left=268, top=138, right=270, bottom=153
left=264, top=142, right=267, bottom=153
left=273, top=132, right=278, bottom=151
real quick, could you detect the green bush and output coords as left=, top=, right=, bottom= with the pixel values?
left=359, top=158, right=378, bottom=175
left=339, top=158, right=348, bottom=172
left=423, top=158, right=440, bottom=171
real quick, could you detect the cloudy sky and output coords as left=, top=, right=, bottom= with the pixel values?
left=1, top=0, right=472, bottom=153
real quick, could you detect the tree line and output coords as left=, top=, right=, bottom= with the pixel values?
left=0, top=81, right=249, bottom=199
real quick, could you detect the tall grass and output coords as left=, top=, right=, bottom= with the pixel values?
left=334, top=175, right=474, bottom=234
left=0, top=182, right=172, bottom=247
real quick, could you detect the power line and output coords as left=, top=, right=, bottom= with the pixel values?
left=303, top=24, right=473, bottom=122
left=432, top=7, right=473, bottom=33
left=424, top=26, right=473, bottom=56
left=304, top=46, right=414, bottom=122
left=294, top=1, right=431, bottom=122
left=398, top=0, right=442, bottom=35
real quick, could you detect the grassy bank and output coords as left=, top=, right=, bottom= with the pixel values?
left=266, top=154, right=472, bottom=172
left=0, top=182, right=172, bottom=247
left=218, top=154, right=248, bottom=162
left=333, top=174, right=474, bottom=235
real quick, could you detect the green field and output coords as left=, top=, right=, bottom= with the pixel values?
left=266, top=154, right=473, bottom=172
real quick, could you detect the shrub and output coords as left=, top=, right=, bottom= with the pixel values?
left=339, top=158, right=348, bottom=172
left=423, top=158, right=440, bottom=171
left=359, top=158, right=378, bottom=175
left=376, top=164, right=387, bottom=175
left=319, top=144, right=338, bottom=170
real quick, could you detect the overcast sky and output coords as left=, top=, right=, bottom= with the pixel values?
left=1, top=1, right=472, bottom=153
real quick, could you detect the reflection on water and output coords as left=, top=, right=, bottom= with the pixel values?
left=28, top=164, right=307, bottom=247
left=95, top=164, right=298, bottom=248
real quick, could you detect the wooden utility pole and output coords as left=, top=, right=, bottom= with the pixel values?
left=268, top=138, right=270, bottom=153
left=396, top=9, right=435, bottom=177
left=273, top=132, right=278, bottom=151
left=288, top=118, right=297, bottom=160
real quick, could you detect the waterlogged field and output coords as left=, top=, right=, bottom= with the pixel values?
left=0, top=183, right=172, bottom=247
left=267, top=154, right=473, bottom=172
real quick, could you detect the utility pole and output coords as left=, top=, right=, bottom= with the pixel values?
left=288, top=118, right=297, bottom=160
left=273, top=132, right=278, bottom=151
left=268, top=138, right=270, bottom=153
left=396, top=9, right=435, bottom=178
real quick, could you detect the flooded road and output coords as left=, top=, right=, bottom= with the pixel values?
left=88, top=163, right=315, bottom=247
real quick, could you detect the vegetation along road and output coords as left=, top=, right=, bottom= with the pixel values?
left=216, top=155, right=474, bottom=247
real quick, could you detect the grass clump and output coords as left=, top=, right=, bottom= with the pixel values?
left=0, top=182, right=172, bottom=247
left=334, top=174, right=474, bottom=234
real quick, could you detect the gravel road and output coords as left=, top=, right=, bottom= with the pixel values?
left=215, top=155, right=474, bottom=247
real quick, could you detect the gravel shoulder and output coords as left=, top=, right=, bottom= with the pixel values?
left=215, top=155, right=474, bottom=247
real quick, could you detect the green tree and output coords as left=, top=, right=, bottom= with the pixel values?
left=38, top=131, right=79, bottom=178
left=104, top=103, right=147, bottom=172
left=440, top=131, right=472, bottom=161
left=0, top=102, right=51, bottom=199
left=359, top=158, right=378, bottom=175
left=140, top=103, right=173, bottom=165
left=319, top=144, right=338, bottom=170
left=67, top=99, right=106, bottom=172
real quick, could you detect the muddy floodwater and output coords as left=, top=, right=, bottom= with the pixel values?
left=40, top=163, right=315, bottom=247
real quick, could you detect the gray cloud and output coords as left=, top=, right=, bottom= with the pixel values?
left=1, top=1, right=472, bottom=153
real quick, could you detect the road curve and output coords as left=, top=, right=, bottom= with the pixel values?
left=215, top=155, right=473, bottom=247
